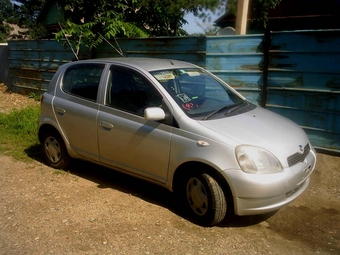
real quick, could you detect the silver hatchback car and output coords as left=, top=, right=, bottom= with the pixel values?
left=39, top=58, right=316, bottom=226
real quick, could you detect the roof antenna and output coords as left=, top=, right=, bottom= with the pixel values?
left=169, top=60, right=174, bottom=65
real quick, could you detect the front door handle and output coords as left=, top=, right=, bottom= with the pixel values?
left=99, top=121, right=114, bottom=130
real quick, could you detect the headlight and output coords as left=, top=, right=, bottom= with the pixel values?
left=235, top=145, right=283, bottom=174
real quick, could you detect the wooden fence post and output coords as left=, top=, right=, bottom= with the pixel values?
left=235, top=0, right=250, bottom=35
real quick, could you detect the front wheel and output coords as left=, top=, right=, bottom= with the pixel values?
left=42, top=131, right=71, bottom=169
left=183, top=172, right=227, bottom=226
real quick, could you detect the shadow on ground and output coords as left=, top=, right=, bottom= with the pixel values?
left=25, top=144, right=274, bottom=228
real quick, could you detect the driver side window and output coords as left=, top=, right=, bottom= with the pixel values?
left=106, top=67, right=162, bottom=115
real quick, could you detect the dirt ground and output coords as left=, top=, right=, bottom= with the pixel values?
left=0, top=84, right=39, bottom=113
left=0, top=83, right=339, bottom=254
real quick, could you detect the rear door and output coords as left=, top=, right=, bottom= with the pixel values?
left=54, top=63, right=105, bottom=161
left=97, top=65, right=172, bottom=183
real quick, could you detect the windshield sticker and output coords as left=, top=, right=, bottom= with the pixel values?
left=154, top=71, right=175, bottom=81
left=186, top=71, right=200, bottom=76
left=179, top=70, right=200, bottom=77
left=176, top=93, right=191, bottom=103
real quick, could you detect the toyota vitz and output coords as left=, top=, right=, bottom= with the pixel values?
left=38, top=58, right=316, bottom=226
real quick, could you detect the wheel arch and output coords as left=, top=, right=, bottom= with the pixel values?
left=39, top=123, right=72, bottom=169
left=38, top=124, right=61, bottom=144
left=172, top=161, right=233, bottom=203
left=38, top=123, right=74, bottom=156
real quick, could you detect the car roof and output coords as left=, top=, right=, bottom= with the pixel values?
left=67, top=57, right=198, bottom=72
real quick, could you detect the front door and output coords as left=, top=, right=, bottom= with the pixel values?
left=97, top=66, right=172, bottom=183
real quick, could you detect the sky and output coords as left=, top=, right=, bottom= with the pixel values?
left=182, top=11, right=222, bottom=34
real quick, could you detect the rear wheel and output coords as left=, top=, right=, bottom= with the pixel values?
left=42, top=131, right=71, bottom=169
left=183, top=172, right=227, bottom=226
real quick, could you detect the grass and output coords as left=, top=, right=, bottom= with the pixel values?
left=0, top=105, right=41, bottom=161
left=28, top=92, right=42, bottom=101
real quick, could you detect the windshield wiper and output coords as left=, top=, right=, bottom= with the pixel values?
left=203, top=101, right=247, bottom=120
left=203, top=104, right=234, bottom=120
left=226, top=101, right=248, bottom=115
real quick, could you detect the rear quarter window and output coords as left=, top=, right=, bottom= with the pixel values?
left=62, top=64, right=105, bottom=101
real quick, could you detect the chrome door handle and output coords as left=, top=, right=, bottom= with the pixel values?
left=55, top=107, right=66, bottom=115
left=99, top=121, right=114, bottom=130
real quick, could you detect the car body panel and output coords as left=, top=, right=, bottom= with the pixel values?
left=97, top=105, right=172, bottom=183
left=220, top=149, right=316, bottom=215
left=52, top=95, right=100, bottom=161
left=197, top=106, right=310, bottom=168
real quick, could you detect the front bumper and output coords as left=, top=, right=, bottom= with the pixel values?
left=223, top=149, right=317, bottom=216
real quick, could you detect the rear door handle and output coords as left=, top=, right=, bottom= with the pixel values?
left=99, top=121, right=114, bottom=130
left=55, top=107, right=66, bottom=115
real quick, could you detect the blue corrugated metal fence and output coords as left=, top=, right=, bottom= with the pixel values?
left=266, top=30, right=340, bottom=153
left=7, top=31, right=340, bottom=153
left=205, top=35, right=264, bottom=105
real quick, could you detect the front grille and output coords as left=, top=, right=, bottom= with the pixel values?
left=287, top=143, right=310, bottom=167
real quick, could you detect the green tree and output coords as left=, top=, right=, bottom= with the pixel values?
left=15, top=0, right=47, bottom=38
left=226, top=0, right=282, bottom=30
left=6, top=0, right=47, bottom=39
left=0, top=0, right=15, bottom=42
left=126, top=0, right=225, bottom=36
left=251, top=0, right=281, bottom=29
left=15, top=0, right=45, bottom=22
left=226, top=0, right=238, bottom=16
left=0, top=0, right=15, bottom=19
left=55, top=0, right=224, bottom=57
left=56, top=0, right=223, bottom=38
left=55, top=0, right=149, bottom=58
left=0, top=22, right=11, bottom=42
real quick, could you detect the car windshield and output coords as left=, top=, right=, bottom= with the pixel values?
left=151, top=68, right=248, bottom=120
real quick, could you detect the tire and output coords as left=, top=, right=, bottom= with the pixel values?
left=41, top=131, right=71, bottom=169
left=183, top=172, right=227, bottom=226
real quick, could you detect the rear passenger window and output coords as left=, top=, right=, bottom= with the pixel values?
left=62, top=64, right=105, bottom=101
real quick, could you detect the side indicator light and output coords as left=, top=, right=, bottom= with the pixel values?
left=197, top=140, right=209, bottom=147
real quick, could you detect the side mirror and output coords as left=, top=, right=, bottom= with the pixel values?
left=144, top=107, right=165, bottom=121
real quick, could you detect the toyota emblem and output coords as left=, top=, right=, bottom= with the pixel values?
left=299, top=145, right=304, bottom=152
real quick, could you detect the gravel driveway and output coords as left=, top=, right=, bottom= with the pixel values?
left=0, top=152, right=339, bottom=255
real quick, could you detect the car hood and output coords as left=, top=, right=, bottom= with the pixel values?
left=198, top=106, right=310, bottom=166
